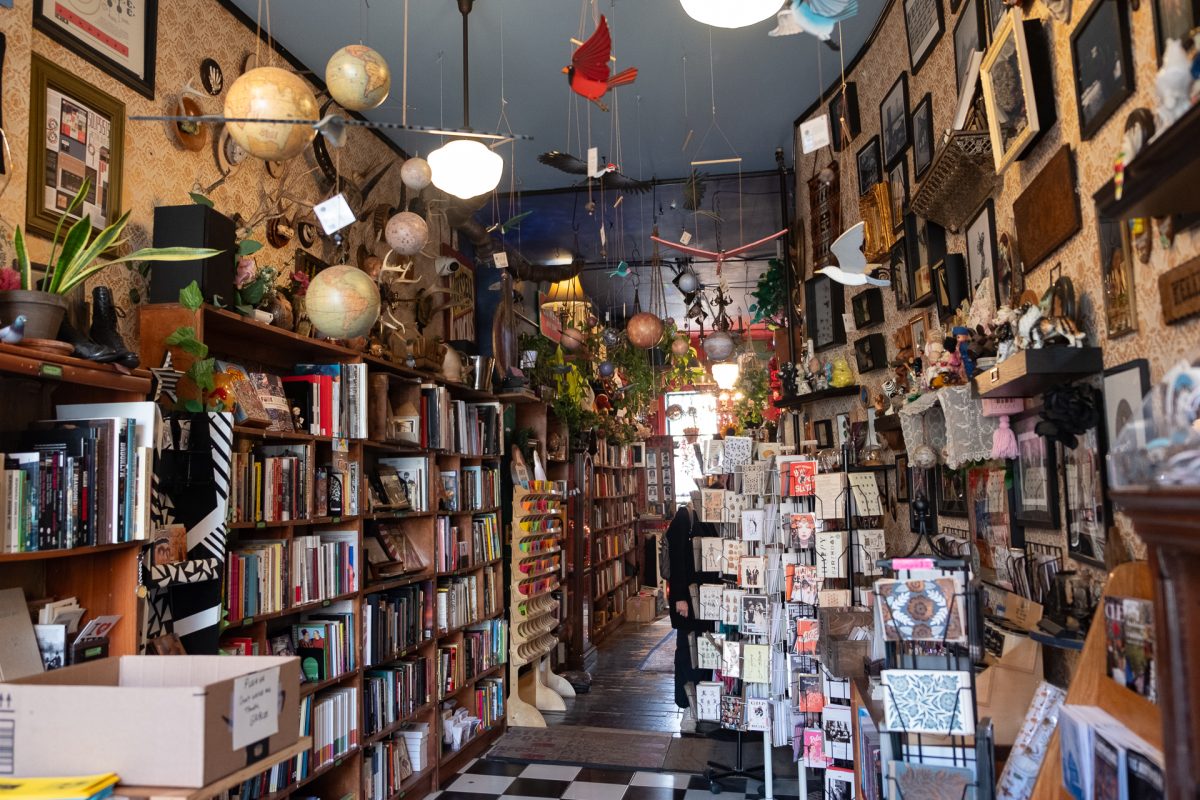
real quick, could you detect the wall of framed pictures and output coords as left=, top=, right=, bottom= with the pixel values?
left=793, top=0, right=1200, bottom=570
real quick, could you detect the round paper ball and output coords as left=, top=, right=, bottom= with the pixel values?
left=305, top=265, right=381, bottom=339
left=325, top=44, right=390, bottom=111
left=702, top=331, right=735, bottom=361
left=598, top=360, right=616, bottom=378
left=626, top=312, right=664, bottom=349
left=560, top=326, right=587, bottom=351
left=601, top=327, right=621, bottom=348
left=224, top=67, right=318, bottom=161
left=385, top=211, right=429, bottom=256
left=400, top=157, right=433, bottom=190
left=676, top=272, right=700, bottom=294
left=670, top=335, right=691, bottom=357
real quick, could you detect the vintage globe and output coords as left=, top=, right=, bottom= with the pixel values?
left=400, top=157, right=433, bottom=190
left=626, top=312, right=664, bottom=349
left=306, top=265, right=381, bottom=339
left=670, top=335, right=691, bottom=356
left=325, top=44, right=390, bottom=111
left=224, top=67, right=318, bottom=160
left=702, top=331, right=735, bottom=361
left=385, top=211, right=429, bottom=256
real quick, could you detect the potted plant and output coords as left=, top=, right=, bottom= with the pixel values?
left=0, top=179, right=220, bottom=340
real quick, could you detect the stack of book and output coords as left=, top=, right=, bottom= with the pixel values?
left=287, top=362, right=369, bottom=438
left=461, top=465, right=500, bottom=511
left=364, top=584, right=432, bottom=666
left=376, top=456, right=429, bottom=512
left=436, top=575, right=480, bottom=632
left=463, top=619, right=507, bottom=678
left=1104, top=596, right=1157, bottom=703
left=363, top=736, right=415, bottom=800
left=312, top=687, right=359, bottom=769
left=475, top=676, right=505, bottom=731
left=0, top=773, right=118, bottom=799
left=229, top=442, right=314, bottom=523
left=233, top=693, right=314, bottom=797
left=446, top=400, right=502, bottom=455
left=399, top=722, right=430, bottom=772
left=290, top=531, right=359, bottom=604
left=226, top=540, right=286, bottom=623
left=364, top=656, right=429, bottom=736
left=437, top=641, right=464, bottom=698
left=292, top=608, right=356, bottom=682
left=1059, top=704, right=1164, bottom=800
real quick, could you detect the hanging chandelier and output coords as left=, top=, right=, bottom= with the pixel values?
left=679, top=0, right=785, bottom=28
left=712, top=361, right=740, bottom=390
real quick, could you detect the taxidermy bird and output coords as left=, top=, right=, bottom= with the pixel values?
left=537, top=151, right=651, bottom=194
left=487, top=211, right=533, bottom=235
left=768, top=0, right=859, bottom=46
left=819, top=222, right=890, bottom=286
left=563, top=15, right=639, bottom=111
left=0, top=315, right=26, bottom=344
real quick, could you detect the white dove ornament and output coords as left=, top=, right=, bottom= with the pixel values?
left=818, top=222, right=890, bottom=286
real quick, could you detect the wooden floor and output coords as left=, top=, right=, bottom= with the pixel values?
left=543, top=616, right=685, bottom=733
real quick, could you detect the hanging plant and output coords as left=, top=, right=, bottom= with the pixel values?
left=658, top=318, right=706, bottom=391
left=731, top=356, right=770, bottom=433
left=748, top=258, right=789, bottom=328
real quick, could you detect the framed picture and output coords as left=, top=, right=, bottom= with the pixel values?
left=631, top=442, right=646, bottom=467
left=985, top=0, right=1008, bottom=40
left=912, top=93, right=935, bottom=180
left=980, top=10, right=1044, bottom=173
left=1071, top=0, right=1135, bottom=140
left=954, top=0, right=986, bottom=94
left=880, top=74, right=912, bottom=168
left=814, top=420, right=835, bottom=449
left=895, top=454, right=910, bottom=502
left=829, top=82, right=862, bottom=152
left=909, top=308, right=934, bottom=353
left=648, top=484, right=659, bottom=503
left=1152, top=0, right=1200, bottom=62
left=809, top=163, right=842, bottom=268
left=854, top=334, right=887, bottom=373
left=25, top=55, right=126, bottom=240
left=904, top=213, right=947, bottom=285
left=964, top=200, right=997, bottom=295
left=888, top=161, right=909, bottom=232
left=852, top=287, right=884, bottom=328
left=967, top=466, right=1020, bottom=568
left=856, top=136, right=883, bottom=196
left=33, top=0, right=158, bottom=99
left=912, top=263, right=934, bottom=306
left=936, top=465, right=969, bottom=517
left=891, top=240, right=912, bottom=310
left=1062, top=424, right=1109, bottom=567
left=835, top=413, right=851, bottom=447
left=647, top=467, right=659, bottom=484
left=1013, top=146, right=1081, bottom=273
left=994, top=231, right=1020, bottom=307
left=1012, top=414, right=1059, bottom=528
left=805, top=275, right=847, bottom=351
left=908, top=467, right=938, bottom=532
left=905, top=0, right=946, bottom=74
left=1103, top=359, right=1150, bottom=453
left=1096, top=209, right=1138, bottom=338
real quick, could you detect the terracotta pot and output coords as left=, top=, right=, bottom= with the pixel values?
left=0, top=290, right=69, bottom=340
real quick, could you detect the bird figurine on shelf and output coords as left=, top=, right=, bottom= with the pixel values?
left=563, top=15, right=638, bottom=111
left=0, top=315, right=26, bottom=344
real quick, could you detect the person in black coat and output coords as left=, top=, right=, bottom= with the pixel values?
left=666, top=494, right=715, bottom=730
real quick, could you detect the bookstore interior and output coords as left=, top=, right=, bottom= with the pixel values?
left=1, top=0, right=1199, bottom=798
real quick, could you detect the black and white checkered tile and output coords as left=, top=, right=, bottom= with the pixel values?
left=433, top=758, right=806, bottom=800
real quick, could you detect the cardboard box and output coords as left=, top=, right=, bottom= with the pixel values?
left=2, top=655, right=300, bottom=787
left=818, top=607, right=874, bottom=678
left=628, top=593, right=658, bottom=623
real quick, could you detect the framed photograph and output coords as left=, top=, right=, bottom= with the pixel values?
left=980, top=10, right=1044, bottom=173
left=954, top=0, right=986, bottom=98
left=1062, top=424, right=1109, bottom=567
left=967, top=465, right=1019, bottom=568
left=1071, top=0, right=1135, bottom=140
left=852, top=287, right=885, bottom=328
left=908, top=309, right=933, bottom=353
left=1013, top=146, right=1081, bottom=273
left=1103, top=359, right=1150, bottom=453
left=805, top=275, right=847, bottom=351
left=1152, top=0, right=1200, bottom=62
left=879, top=74, right=912, bottom=168
left=964, top=200, right=997, bottom=295
left=809, top=163, right=842, bottom=268
left=828, top=82, right=862, bottom=152
left=854, top=333, right=887, bottom=373
left=856, top=136, right=883, bottom=196
left=25, top=55, right=126, bottom=240
left=912, top=263, right=934, bottom=306
left=889, top=161, right=909, bottom=232
left=648, top=484, right=659, bottom=503
left=911, top=93, right=935, bottom=180
left=936, top=465, right=969, bottom=517
left=985, top=0, right=1008, bottom=40
left=994, top=231, right=1020, bottom=307
left=904, top=212, right=947, bottom=283
left=1012, top=414, right=1059, bottom=527
left=835, top=413, right=850, bottom=447
left=33, top=0, right=158, bottom=99
left=1096, top=209, right=1138, bottom=338
left=895, top=454, right=910, bottom=502
left=647, top=467, right=659, bottom=484
left=891, top=240, right=911, bottom=310
left=908, top=467, right=938, bottom=532
left=814, top=420, right=835, bottom=449
left=905, top=0, right=946, bottom=74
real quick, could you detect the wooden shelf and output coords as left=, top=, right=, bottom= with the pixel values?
left=973, top=347, right=1103, bottom=398
left=365, top=636, right=436, bottom=669
left=438, top=723, right=504, bottom=772
left=118, top=737, right=313, bottom=799
left=363, top=700, right=435, bottom=745
left=1095, top=102, right=1200, bottom=219
left=0, top=540, right=139, bottom=564
left=0, top=341, right=152, bottom=394
left=773, top=385, right=861, bottom=409
left=223, top=589, right=360, bottom=629
left=228, top=515, right=358, bottom=530
left=300, top=668, right=360, bottom=697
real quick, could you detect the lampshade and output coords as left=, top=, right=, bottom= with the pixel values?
left=679, top=0, right=784, bottom=28
left=542, top=276, right=586, bottom=305
left=712, top=361, right=740, bottom=390
left=428, top=139, right=504, bottom=199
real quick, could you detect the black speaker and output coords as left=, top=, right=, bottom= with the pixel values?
left=149, top=205, right=237, bottom=304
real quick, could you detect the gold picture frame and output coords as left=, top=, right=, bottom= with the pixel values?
left=979, top=9, right=1041, bottom=174
left=859, top=183, right=896, bottom=262
left=26, top=54, right=126, bottom=240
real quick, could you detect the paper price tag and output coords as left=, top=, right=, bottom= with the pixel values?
left=231, top=667, right=281, bottom=749
left=680, top=230, right=693, bottom=245
left=587, top=146, right=599, bottom=177
left=799, top=115, right=831, bottom=154
left=493, top=252, right=509, bottom=269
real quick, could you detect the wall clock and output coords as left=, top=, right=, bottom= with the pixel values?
left=805, top=275, right=846, bottom=351
left=808, top=162, right=841, bottom=269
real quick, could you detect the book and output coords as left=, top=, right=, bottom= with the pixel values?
left=0, top=588, right=47, bottom=680
left=215, top=360, right=271, bottom=427
left=33, top=624, right=66, bottom=671
left=249, top=372, right=295, bottom=432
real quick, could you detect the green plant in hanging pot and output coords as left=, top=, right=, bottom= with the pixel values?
left=748, top=258, right=789, bottom=329
left=731, top=355, right=770, bottom=433
left=0, top=179, right=221, bottom=339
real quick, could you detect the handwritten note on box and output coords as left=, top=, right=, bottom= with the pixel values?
left=232, top=667, right=281, bottom=749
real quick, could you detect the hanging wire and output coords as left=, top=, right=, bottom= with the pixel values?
left=401, top=0, right=409, bottom=127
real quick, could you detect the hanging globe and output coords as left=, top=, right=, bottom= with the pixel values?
left=400, top=157, right=433, bottom=190
left=598, top=360, right=616, bottom=378
left=670, top=335, right=691, bottom=357
left=385, top=211, right=429, bottom=256
left=602, top=327, right=621, bottom=348
left=560, top=326, right=587, bottom=351
left=325, top=44, right=391, bottom=111
left=702, top=331, right=735, bottom=361
left=626, top=312, right=664, bottom=349
left=305, top=265, right=381, bottom=339
left=911, top=443, right=939, bottom=469
left=224, top=66, right=318, bottom=161
left=676, top=271, right=700, bottom=294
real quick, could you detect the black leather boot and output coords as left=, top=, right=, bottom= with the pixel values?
left=59, top=319, right=120, bottom=363
left=89, top=286, right=139, bottom=368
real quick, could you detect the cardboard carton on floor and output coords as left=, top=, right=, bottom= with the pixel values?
left=628, top=593, right=657, bottom=623
left=1, top=655, right=300, bottom=787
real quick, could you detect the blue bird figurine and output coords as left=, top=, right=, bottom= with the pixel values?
left=0, top=315, right=27, bottom=344
left=609, top=261, right=630, bottom=278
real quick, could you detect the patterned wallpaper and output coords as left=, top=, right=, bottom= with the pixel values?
left=794, top=0, right=1200, bottom=567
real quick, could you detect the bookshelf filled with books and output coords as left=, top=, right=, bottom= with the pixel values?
left=589, top=436, right=644, bottom=645
left=138, top=303, right=510, bottom=800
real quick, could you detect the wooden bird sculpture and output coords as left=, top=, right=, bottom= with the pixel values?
left=563, top=15, right=638, bottom=111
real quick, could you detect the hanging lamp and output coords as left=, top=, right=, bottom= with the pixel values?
left=429, top=0, right=504, bottom=199
left=680, top=0, right=785, bottom=28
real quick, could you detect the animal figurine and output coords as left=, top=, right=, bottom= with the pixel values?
left=0, top=315, right=26, bottom=344
left=1019, top=279, right=1088, bottom=349
left=769, top=0, right=861, bottom=45
left=954, top=326, right=975, bottom=379
left=1155, top=39, right=1193, bottom=131
left=563, top=15, right=638, bottom=111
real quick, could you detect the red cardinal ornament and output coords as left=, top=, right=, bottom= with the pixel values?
left=562, top=15, right=638, bottom=111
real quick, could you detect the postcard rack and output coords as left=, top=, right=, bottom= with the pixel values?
left=506, top=480, right=571, bottom=727
left=873, top=555, right=995, bottom=800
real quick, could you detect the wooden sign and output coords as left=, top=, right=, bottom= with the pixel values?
left=809, top=163, right=841, bottom=269
left=1159, top=255, right=1200, bottom=325
left=1013, top=146, right=1082, bottom=273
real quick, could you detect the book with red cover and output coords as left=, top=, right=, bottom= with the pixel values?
left=281, top=375, right=333, bottom=436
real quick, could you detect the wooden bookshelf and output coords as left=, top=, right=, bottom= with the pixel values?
left=588, top=437, right=644, bottom=646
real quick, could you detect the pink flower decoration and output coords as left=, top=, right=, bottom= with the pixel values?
left=235, top=257, right=257, bottom=288
left=0, top=267, right=21, bottom=291
left=290, top=269, right=310, bottom=296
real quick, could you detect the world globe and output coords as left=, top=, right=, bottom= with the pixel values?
left=326, top=44, right=391, bottom=112
left=306, top=265, right=381, bottom=339
left=224, top=66, right=318, bottom=161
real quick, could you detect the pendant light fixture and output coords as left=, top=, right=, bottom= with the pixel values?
left=429, top=0, right=504, bottom=199
left=679, top=0, right=785, bottom=28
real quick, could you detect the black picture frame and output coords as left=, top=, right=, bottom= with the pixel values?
left=964, top=199, right=998, bottom=296
left=889, top=160, right=909, bottom=233
left=905, top=0, right=946, bottom=74
left=912, top=93, right=936, bottom=180
left=895, top=454, right=910, bottom=502
left=805, top=275, right=847, bottom=351
left=852, top=287, right=885, bottom=328
left=936, top=465, right=969, bottom=517
left=985, top=0, right=1008, bottom=41
left=909, top=467, right=939, bottom=532
left=1062, top=422, right=1110, bottom=567
left=954, top=0, right=986, bottom=95
left=1152, top=0, right=1200, bottom=62
left=829, top=82, right=862, bottom=153
left=905, top=213, right=947, bottom=307
left=1011, top=413, right=1060, bottom=528
left=856, top=136, right=883, bottom=196
left=1070, top=0, right=1135, bottom=140
left=1102, top=359, right=1151, bottom=454
left=880, top=74, right=912, bottom=168
left=854, top=334, right=888, bottom=373
left=814, top=420, right=835, bottom=449
left=891, top=239, right=912, bottom=310
left=32, top=0, right=159, bottom=100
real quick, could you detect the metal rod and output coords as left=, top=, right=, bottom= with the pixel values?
left=775, top=147, right=800, bottom=447
left=460, top=0, right=471, bottom=129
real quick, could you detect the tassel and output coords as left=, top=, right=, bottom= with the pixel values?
left=992, top=415, right=1019, bottom=459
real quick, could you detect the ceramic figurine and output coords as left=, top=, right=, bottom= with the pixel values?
left=1155, top=39, right=1193, bottom=131
left=953, top=326, right=975, bottom=379
left=830, top=357, right=854, bottom=388
left=779, top=362, right=799, bottom=396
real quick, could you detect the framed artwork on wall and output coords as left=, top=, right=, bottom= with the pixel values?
left=25, top=54, right=126, bottom=240
left=1103, top=359, right=1151, bottom=453
left=809, top=164, right=842, bottom=269
left=880, top=73, right=912, bottom=168
left=814, top=420, right=835, bottom=449
left=954, top=0, right=985, bottom=95
left=980, top=10, right=1044, bottom=173
left=994, top=231, right=1020, bottom=307
left=911, top=93, right=935, bottom=180
left=984, top=0, right=1008, bottom=40
left=1152, top=0, right=1200, bottom=62
left=889, top=161, right=909, bottom=233
left=1011, top=414, right=1059, bottom=528
left=1062, top=425, right=1109, bottom=567
left=33, top=0, right=158, bottom=99
left=805, top=275, right=847, bottom=351
left=964, top=200, right=997, bottom=296
left=891, top=240, right=912, bottom=310
left=895, top=454, right=910, bottom=502
left=1012, top=146, right=1082, bottom=273
left=1071, top=0, right=1135, bottom=140
left=1096, top=208, right=1138, bottom=338
left=828, top=82, right=862, bottom=152
left=904, top=213, right=946, bottom=306
left=908, top=467, right=938, bottom=532
left=936, top=465, right=968, bottom=517
left=852, top=287, right=884, bottom=328
left=856, top=136, right=883, bottom=196
left=854, top=334, right=887, bottom=373
left=905, top=0, right=946, bottom=74
left=908, top=308, right=933, bottom=353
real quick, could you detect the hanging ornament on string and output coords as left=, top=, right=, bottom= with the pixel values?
left=401, top=157, right=433, bottom=190
left=385, top=211, right=430, bottom=256
left=326, top=44, right=391, bottom=111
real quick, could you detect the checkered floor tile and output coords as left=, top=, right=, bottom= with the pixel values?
left=433, top=758, right=808, bottom=800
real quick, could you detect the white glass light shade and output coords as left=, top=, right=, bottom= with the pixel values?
left=712, top=361, right=740, bottom=390
left=680, top=0, right=784, bottom=28
left=428, top=139, right=503, bottom=199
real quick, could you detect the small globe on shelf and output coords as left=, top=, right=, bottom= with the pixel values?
left=305, top=265, right=381, bottom=340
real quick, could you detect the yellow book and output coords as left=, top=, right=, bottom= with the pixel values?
left=0, top=773, right=118, bottom=798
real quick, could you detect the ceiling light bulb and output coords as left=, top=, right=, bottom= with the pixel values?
left=712, top=361, right=740, bottom=390
left=680, top=0, right=785, bottom=28
left=428, top=139, right=503, bottom=199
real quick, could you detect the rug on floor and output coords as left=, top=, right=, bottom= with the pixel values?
left=486, top=725, right=673, bottom=770
left=663, top=733, right=797, bottom=776
left=638, top=629, right=677, bottom=673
